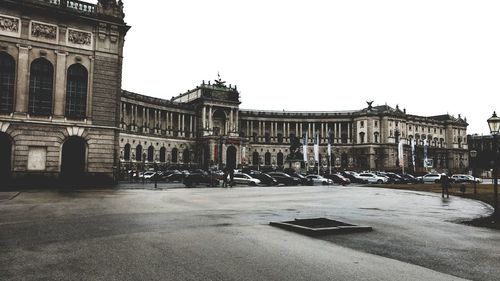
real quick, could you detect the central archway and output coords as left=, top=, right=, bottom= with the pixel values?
left=226, top=146, right=237, bottom=169
left=61, top=136, right=86, bottom=181
left=0, top=132, right=12, bottom=180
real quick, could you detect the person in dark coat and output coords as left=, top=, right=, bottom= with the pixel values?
left=229, top=168, right=235, bottom=187
left=441, top=174, right=450, bottom=198
left=222, top=167, right=229, bottom=188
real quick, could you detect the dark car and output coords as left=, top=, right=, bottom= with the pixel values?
left=325, top=174, right=351, bottom=185
left=340, top=171, right=368, bottom=184
left=382, top=172, right=406, bottom=184
left=286, top=172, right=313, bottom=185
left=248, top=171, right=278, bottom=186
left=267, top=172, right=301, bottom=186
left=183, top=171, right=220, bottom=187
left=164, top=171, right=185, bottom=182
left=399, top=173, right=418, bottom=184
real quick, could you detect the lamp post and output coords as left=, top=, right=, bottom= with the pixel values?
left=487, top=111, right=500, bottom=218
left=470, top=150, right=477, bottom=195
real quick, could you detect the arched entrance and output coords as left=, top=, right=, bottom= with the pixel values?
left=0, top=132, right=12, bottom=180
left=212, top=110, right=226, bottom=135
left=277, top=152, right=284, bottom=167
left=226, top=146, right=237, bottom=169
left=61, top=137, right=86, bottom=180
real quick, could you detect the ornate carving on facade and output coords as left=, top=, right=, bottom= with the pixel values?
left=68, top=29, right=92, bottom=46
left=31, top=22, right=57, bottom=41
left=0, top=15, right=19, bottom=34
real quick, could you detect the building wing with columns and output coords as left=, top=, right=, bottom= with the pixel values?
left=119, top=82, right=470, bottom=174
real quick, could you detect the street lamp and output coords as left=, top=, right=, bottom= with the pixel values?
left=487, top=111, right=500, bottom=217
left=470, top=150, right=477, bottom=195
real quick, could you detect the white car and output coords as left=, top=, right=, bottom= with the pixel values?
left=357, top=173, right=388, bottom=184
left=232, top=173, right=261, bottom=186
left=451, top=174, right=483, bottom=183
left=142, top=171, right=156, bottom=180
left=306, top=175, right=333, bottom=185
left=421, top=174, right=442, bottom=183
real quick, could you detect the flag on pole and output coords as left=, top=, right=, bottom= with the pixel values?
left=314, top=132, right=319, bottom=162
left=411, top=139, right=416, bottom=170
left=398, top=140, right=404, bottom=168
left=302, top=132, right=308, bottom=162
left=424, top=139, right=428, bottom=167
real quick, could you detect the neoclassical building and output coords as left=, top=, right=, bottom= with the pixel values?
left=0, top=0, right=128, bottom=185
left=119, top=80, right=470, bottom=174
left=0, top=1, right=469, bottom=186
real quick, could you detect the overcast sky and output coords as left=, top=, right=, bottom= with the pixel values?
left=91, top=0, right=499, bottom=134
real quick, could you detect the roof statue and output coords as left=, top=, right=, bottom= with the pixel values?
left=366, top=101, right=374, bottom=111
left=214, top=72, right=226, bottom=87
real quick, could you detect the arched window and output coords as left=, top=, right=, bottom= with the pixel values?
left=147, top=145, right=154, bottom=162
left=135, top=145, right=142, bottom=161
left=65, top=64, right=88, bottom=118
left=0, top=53, right=15, bottom=114
left=171, top=148, right=178, bottom=163
left=359, top=132, right=365, bottom=144
left=124, top=143, right=131, bottom=161
left=265, top=152, right=271, bottom=165
left=252, top=151, right=259, bottom=165
left=277, top=152, right=284, bottom=166
left=29, top=58, right=54, bottom=116
left=159, top=147, right=166, bottom=163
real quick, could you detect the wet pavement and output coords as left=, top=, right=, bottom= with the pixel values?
left=0, top=185, right=498, bottom=281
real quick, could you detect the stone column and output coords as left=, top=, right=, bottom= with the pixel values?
left=258, top=121, right=262, bottom=141
left=299, top=123, right=303, bottom=137
left=208, top=106, right=213, bottom=132
left=202, top=106, right=206, bottom=130
left=53, top=50, right=68, bottom=118
left=229, top=109, right=234, bottom=133
left=295, top=123, right=299, bottom=136
left=177, top=113, right=181, bottom=136
left=235, top=109, right=239, bottom=132
left=15, top=45, right=30, bottom=114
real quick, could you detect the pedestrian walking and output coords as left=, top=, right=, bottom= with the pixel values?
left=441, top=174, right=450, bottom=198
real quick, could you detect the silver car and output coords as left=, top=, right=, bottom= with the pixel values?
left=232, top=173, right=261, bottom=186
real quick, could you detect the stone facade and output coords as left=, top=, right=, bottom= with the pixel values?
left=119, top=83, right=469, bottom=174
left=0, top=0, right=128, bottom=185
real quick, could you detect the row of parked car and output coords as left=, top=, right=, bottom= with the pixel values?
left=130, top=169, right=482, bottom=187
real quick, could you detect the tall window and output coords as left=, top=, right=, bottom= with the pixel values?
left=171, top=148, right=178, bottom=163
left=252, top=151, right=259, bottom=165
left=136, top=145, right=143, bottom=161
left=265, top=152, right=271, bottom=165
left=159, top=147, right=166, bottom=163
left=147, top=146, right=154, bottom=162
left=0, top=53, right=15, bottom=114
left=29, top=58, right=54, bottom=116
left=124, top=144, right=131, bottom=161
left=66, top=64, right=88, bottom=118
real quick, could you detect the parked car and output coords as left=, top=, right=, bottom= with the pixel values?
left=383, top=172, right=407, bottom=184
left=324, top=174, right=351, bottom=185
left=183, top=171, right=220, bottom=187
left=306, top=175, right=333, bottom=185
left=163, top=171, right=185, bottom=182
left=248, top=171, right=278, bottom=186
left=267, top=172, right=301, bottom=186
left=341, top=171, right=368, bottom=184
left=451, top=174, right=483, bottom=183
left=357, top=173, right=389, bottom=184
left=399, top=173, right=418, bottom=184
left=286, top=172, right=313, bottom=185
left=142, top=171, right=157, bottom=180
left=232, top=173, right=261, bottom=186
left=419, top=174, right=443, bottom=183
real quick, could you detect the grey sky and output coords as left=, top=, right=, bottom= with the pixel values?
left=91, top=0, right=499, bottom=134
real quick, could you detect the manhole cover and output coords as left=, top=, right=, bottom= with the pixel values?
left=270, top=218, right=372, bottom=236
